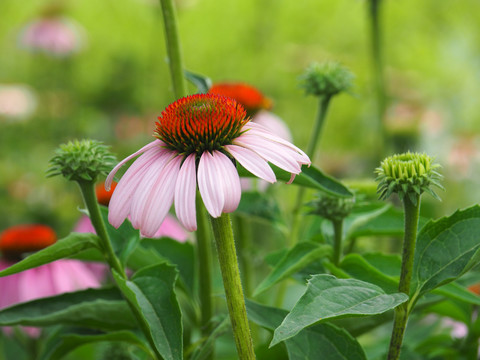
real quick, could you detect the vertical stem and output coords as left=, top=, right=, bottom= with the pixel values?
left=196, top=193, right=214, bottom=337
left=76, top=181, right=125, bottom=278
left=159, top=0, right=187, bottom=99
left=210, top=214, right=256, bottom=360
left=332, top=219, right=344, bottom=266
left=369, top=0, right=387, bottom=157
left=387, top=195, right=420, bottom=360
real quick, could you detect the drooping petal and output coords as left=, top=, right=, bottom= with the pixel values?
left=234, top=133, right=302, bottom=174
left=105, top=140, right=163, bottom=190
left=225, top=144, right=276, bottom=183
left=198, top=151, right=224, bottom=218
left=108, top=147, right=167, bottom=228
left=129, top=151, right=175, bottom=230
left=174, top=154, right=197, bottom=231
left=213, top=150, right=241, bottom=213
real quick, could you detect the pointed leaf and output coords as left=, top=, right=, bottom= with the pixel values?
left=434, top=282, right=480, bottom=306
left=185, top=70, right=212, bottom=93
left=270, top=274, right=408, bottom=346
left=254, top=242, right=331, bottom=296
left=0, top=287, right=135, bottom=331
left=412, top=205, right=480, bottom=300
left=0, top=233, right=100, bottom=277
left=113, top=263, right=183, bottom=360
left=237, top=164, right=353, bottom=198
left=189, top=316, right=230, bottom=360
left=246, top=300, right=367, bottom=360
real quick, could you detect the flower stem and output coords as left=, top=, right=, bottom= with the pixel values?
left=332, top=219, right=344, bottom=266
left=387, top=195, right=420, bottom=360
left=195, top=193, right=214, bottom=340
left=76, top=180, right=125, bottom=278
left=159, top=0, right=187, bottom=99
left=369, top=0, right=387, bottom=157
left=210, top=213, right=256, bottom=360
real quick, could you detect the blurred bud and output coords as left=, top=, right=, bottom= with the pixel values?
left=299, top=61, right=354, bottom=98
left=376, top=152, right=443, bottom=204
left=47, top=139, right=116, bottom=183
left=308, top=193, right=355, bottom=222
left=0, top=84, right=37, bottom=121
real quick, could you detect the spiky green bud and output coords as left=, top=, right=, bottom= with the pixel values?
left=47, top=139, right=116, bottom=183
left=308, top=193, right=355, bottom=222
left=375, top=152, right=443, bottom=205
left=299, top=61, right=354, bottom=98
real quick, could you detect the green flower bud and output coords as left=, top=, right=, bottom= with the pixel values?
left=375, top=152, right=443, bottom=205
left=47, top=139, right=116, bottom=183
left=299, top=61, right=354, bottom=98
left=308, top=193, right=355, bottom=222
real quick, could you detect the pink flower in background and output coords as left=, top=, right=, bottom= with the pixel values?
left=0, top=84, right=37, bottom=121
left=106, top=94, right=309, bottom=235
left=0, top=224, right=101, bottom=337
left=252, top=110, right=292, bottom=142
left=20, top=16, right=84, bottom=57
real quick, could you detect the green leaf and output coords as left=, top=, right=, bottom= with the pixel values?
left=189, top=316, right=230, bottom=360
left=42, top=331, right=154, bottom=360
left=347, top=205, right=405, bottom=238
left=185, top=70, right=212, bottom=93
left=339, top=253, right=400, bottom=294
left=0, top=287, right=135, bottom=331
left=237, top=164, right=353, bottom=198
left=343, top=203, right=392, bottom=238
left=412, top=205, right=480, bottom=301
left=236, top=191, right=285, bottom=228
left=113, top=263, right=183, bottom=360
left=0, top=233, right=100, bottom=277
left=270, top=274, right=408, bottom=346
left=434, top=282, right=480, bottom=306
left=254, top=242, right=331, bottom=296
left=246, top=300, right=367, bottom=360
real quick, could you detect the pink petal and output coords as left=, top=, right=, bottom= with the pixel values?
left=198, top=152, right=224, bottom=217
left=108, top=147, right=168, bottom=228
left=234, top=134, right=302, bottom=174
left=105, top=140, right=163, bottom=191
left=131, top=154, right=182, bottom=237
left=174, top=154, right=197, bottom=231
left=213, top=151, right=241, bottom=213
left=225, top=144, right=276, bottom=183
left=252, top=110, right=292, bottom=142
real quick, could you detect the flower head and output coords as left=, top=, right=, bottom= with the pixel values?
left=107, top=94, right=310, bottom=235
left=0, top=225, right=56, bottom=261
left=375, top=152, right=443, bottom=204
left=48, top=139, right=116, bottom=183
left=208, top=83, right=272, bottom=116
left=299, top=61, right=354, bottom=98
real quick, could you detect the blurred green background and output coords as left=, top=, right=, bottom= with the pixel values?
left=1, top=0, right=480, bottom=235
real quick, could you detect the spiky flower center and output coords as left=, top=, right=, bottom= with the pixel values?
left=154, top=94, right=249, bottom=155
left=376, top=152, right=443, bottom=204
left=0, top=225, right=56, bottom=261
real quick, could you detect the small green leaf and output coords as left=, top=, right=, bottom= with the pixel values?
left=43, top=331, right=154, bottom=360
left=412, top=205, right=480, bottom=301
left=189, top=316, right=230, bottom=360
left=0, top=287, right=135, bottom=331
left=270, top=274, right=408, bottom=346
left=236, top=191, right=285, bottom=228
left=347, top=206, right=405, bottom=238
left=113, top=263, right=183, bottom=360
left=185, top=70, right=212, bottom=93
left=246, top=300, right=367, bottom=360
left=237, top=164, right=353, bottom=198
left=0, top=233, right=100, bottom=277
left=254, top=242, right=331, bottom=296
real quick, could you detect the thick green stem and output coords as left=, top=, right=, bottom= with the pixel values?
left=195, top=193, right=214, bottom=340
left=210, top=214, right=256, bottom=360
left=387, top=195, right=420, bottom=360
left=332, top=219, right=344, bottom=266
left=369, top=0, right=387, bottom=157
left=77, top=181, right=125, bottom=278
left=159, top=0, right=187, bottom=99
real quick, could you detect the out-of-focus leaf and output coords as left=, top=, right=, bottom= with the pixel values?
left=189, top=316, right=230, bottom=360
left=236, top=191, right=285, bottom=227
left=0, top=233, right=100, bottom=277
left=254, top=242, right=331, bottom=296
left=113, top=263, right=183, bottom=360
left=411, top=205, right=480, bottom=302
left=185, top=70, right=212, bottom=93
left=347, top=205, right=405, bottom=238
left=0, top=288, right=135, bottom=331
left=434, top=282, right=480, bottom=306
left=246, top=300, right=367, bottom=360
left=271, top=275, right=408, bottom=346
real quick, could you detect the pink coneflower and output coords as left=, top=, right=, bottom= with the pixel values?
left=106, top=94, right=310, bottom=236
left=0, top=224, right=101, bottom=337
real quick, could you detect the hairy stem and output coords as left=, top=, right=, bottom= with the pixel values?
left=210, top=213, right=256, bottom=360
left=332, top=219, right=344, bottom=266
